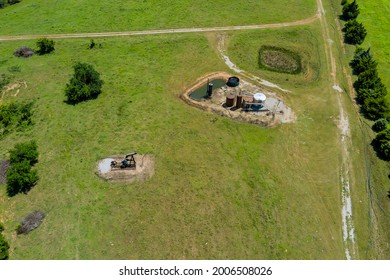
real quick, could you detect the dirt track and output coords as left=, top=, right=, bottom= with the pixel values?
left=0, top=14, right=319, bottom=41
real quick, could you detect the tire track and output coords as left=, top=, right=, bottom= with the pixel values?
left=316, top=0, right=358, bottom=259
left=0, top=14, right=319, bottom=41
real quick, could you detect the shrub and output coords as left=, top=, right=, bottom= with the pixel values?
left=35, top=38, right=55, bottom=55
left=342, top=0, right=359, bottom=20
left=350, top=47, right=377, bottom=75
left=372, top=119, right=388, bottom=132
left=0, top=223, right=4, bottom=232
left=6, top=160, right=39, bottom=196
left=354, top=67, right=382, bottom=93
left=8, top=0, right=21, bottom=4
left=372, top=129, right=390, bottom=161
left=343, top=20, right=367, bottom=45
left=0, top=101, right=34, bottom=137
left=356, top=84, right=387, bottom=104
left=9, top=140, right=38, bottom=165
left=65, top=62, right=104, bottom=104
left=13, top=46, right=34, bottom=58
left=0, top=233, right=9, bottom=260
left=361, top=97, right=390, bottom=121
left=89, top=39, right=96, bottom=49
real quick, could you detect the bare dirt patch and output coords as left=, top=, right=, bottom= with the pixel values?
left=96, top=154, right=154, bottom=183
left=181, top=72, right=295, bottom=127
left=0, top=81, right=27, bottom=101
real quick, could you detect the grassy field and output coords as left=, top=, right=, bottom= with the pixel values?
left=358, top=0, right=390, bottom=91
left=0, top=0, right=388, bottom=260
left=0, top=22, right=352, bottom=259
left=0, top=0, right=316, bottom=35
left=327, top=0, right=390, bottom=258
left=348, top=0, right=390, bottom=258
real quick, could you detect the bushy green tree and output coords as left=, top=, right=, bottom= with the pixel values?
left=356, top=83, right=387, bottom=104
left=35, top=38, right=55, bottom=55
left=342, top=0, right=359, bottom=20
left=0, top=232, right=10, bottom=260
left=372, top=119, right=388, bottom=132
left=361, top=97, right=390, bottom=121
left=354, top=67, right=382, bottom=93
left=65, top=63, right=104, bottom=104
left=350, top=47, right=378, bottom=75
left=9, top=140, right=38, bottom=165
left=343, top=20, right=367, bottom=45
left=372, top=129, right=390, bottom=161
left=6, top=160, right=39, bottom=196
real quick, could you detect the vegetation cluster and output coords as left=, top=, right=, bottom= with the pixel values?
left=0, top=223, right=9, bottom=260
left=6, top=141, right=39, bottom=196
left=258, top=45, right=302, bottom=74
left=340, top=1, right=390, bottom=161
left=0, top=102, right=34, bottom=138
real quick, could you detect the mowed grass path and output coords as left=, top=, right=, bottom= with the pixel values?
left=0, top=25, right=348, bottom=259
left=0, top=0, right=316, bottom=35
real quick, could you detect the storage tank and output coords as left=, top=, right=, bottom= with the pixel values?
left=236, top=93, right=243, bottom=108
left=226, top=76, right=240, bottom=87
left=226, top=92, right=236, bottom=107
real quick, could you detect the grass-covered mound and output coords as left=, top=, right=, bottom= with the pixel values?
left=258, top=45, right=302, bottom=74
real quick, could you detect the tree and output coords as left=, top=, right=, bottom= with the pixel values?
left=65, top=63, right=104, bottom=104
left=9, top=140, right=38, bottom=165
left=372, top=119, right=388, bottom=132
left=342, top=0, right=359, bottom=20
left=350, top=47, right=378, bottom=75
left=372, top=129, right=390, bottom=161
left=341, top=0, right=347, bottom=5
left=0, top=232, right=9, bottom=260
left=361, top=97, right=390, bottom=121
left=356, top=83, right=387, bottom=104
left=343, top=20, right=367, bottom=45
left=354, top=67, right=382, bottom=93
left=35, top=38, right=55, bottom=55
left=6, top=160, right=39, bottom=196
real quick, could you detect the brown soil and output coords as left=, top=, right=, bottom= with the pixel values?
left=96, top=154, right=154, bottom=183
left=180, top=72, right=295, bottom=127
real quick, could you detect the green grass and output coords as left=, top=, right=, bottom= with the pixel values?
left=258, top=45, right=302, bottom=74
left=0, top=0, right=316, bottom=35
left=0, top=23, right=353, bottom=259
left=327, top=0, right=390, bottom=259
left=358, top=0, right=390, bottom=92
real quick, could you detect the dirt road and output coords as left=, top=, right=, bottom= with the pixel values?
left=316, top=0, right=358, bottom=259
left=0, top=14, right=319, bottom=41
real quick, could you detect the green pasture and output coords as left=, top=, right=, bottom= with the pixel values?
left=328, top=0, right=390, bottom=259
left=358, top=0, right=390, bottom=90
left=0, top=24, right=352, bottom=259
left=0, top=0, right=316, bottom=35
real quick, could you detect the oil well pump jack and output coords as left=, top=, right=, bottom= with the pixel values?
left=110, top=152, right=137, bottom=170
